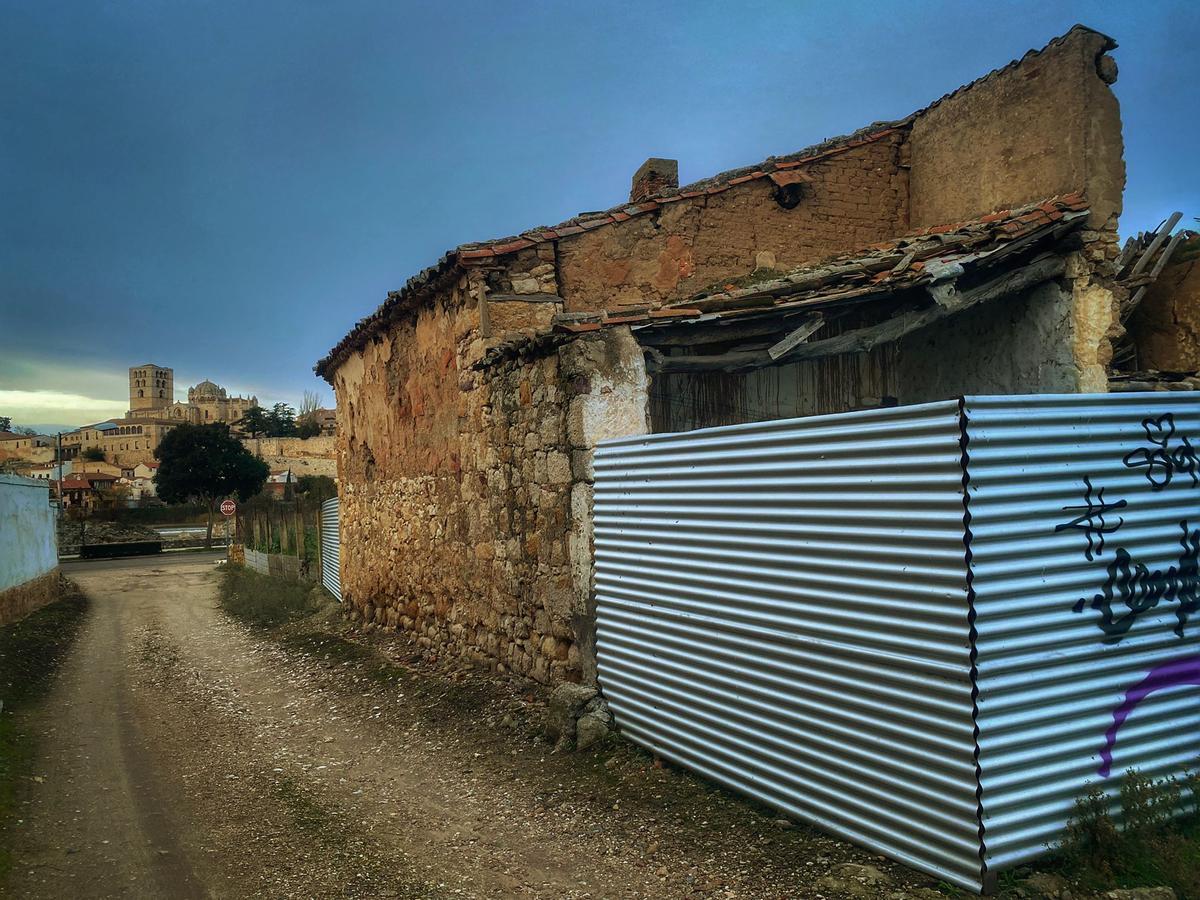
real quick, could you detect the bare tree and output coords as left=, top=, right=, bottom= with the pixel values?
left=300, top=390, right=323, bottom=418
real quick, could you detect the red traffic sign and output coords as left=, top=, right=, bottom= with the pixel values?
left=220, top=499, right=237, bottom=517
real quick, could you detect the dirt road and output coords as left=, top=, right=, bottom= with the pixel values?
left=6, top=556, right=939, bottom=899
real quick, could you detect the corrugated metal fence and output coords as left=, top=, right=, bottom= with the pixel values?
left=594, top=400, right=983, bottom=888
left=320, top=497, right=342, bottom=602
left=593, top=392, right=1200, bottom=892
left=964, top=395, right=1200, bottom=876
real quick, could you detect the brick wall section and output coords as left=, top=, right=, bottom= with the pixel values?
left=243, top=435, right=337, bottom=478
left=556, top=135, right=909, bottom=312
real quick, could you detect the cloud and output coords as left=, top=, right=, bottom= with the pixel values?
left=0, top=389, right=126, bottom=427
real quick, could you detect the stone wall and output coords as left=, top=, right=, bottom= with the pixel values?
left=557, top=135, right=909, bottom=313
left=896, top=281, right=1080, bottom=402
left=332, top=269, right=649, bottom=684
left=904, top=28, right=1126, bottom=399
left=243, top=435, right=338, bottom=478
left=1127, top=241, right=1200, bottom=372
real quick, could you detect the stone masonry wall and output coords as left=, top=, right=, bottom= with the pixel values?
left=333, top=267, right=648, bottom=684
left=556, top=135, right=909, bottom=313
left=243, top=435, right=337, bottom=479
left=1127, top=242, right=1200, bottom=372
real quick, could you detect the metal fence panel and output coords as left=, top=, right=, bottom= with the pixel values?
left=594, top=400, right=984, bottom=890
left=320, top=497, right=342, bottom=602
left=964, top=393, right=1200, bottom=874
left=244, top=547, right=269, bottom=576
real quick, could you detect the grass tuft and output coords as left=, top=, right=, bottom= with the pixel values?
left=1057, top=766, right=1200, bottom=898
left=218, top=566, right=318, bottom=627
left=0, top=582, right=90, bottom=882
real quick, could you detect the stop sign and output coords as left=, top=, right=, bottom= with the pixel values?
left=220, top=499, right=237, bottom=516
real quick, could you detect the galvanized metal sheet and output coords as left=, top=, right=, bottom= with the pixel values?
left=964, top=393, right=1200, bottom=875
left=320, top=496, right=342, bottom=602
left=244, top=547, right=269, bottom=576
left=594, top=400, right=985, bottom=890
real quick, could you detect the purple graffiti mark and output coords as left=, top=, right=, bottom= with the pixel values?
left=1098, top=655, right=1200, bottom=777
left=1056, top=476, right=1126, bottom=561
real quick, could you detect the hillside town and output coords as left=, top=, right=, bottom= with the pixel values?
left=2, top=11, right=1199, bottom=900
left=0, top=362, right=336, bottom=511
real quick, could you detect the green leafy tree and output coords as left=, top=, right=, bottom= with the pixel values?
left=267, top=403, right=297, bottom=437
left=81, top=446, right=106, bottom=461
left=239, top=406, right=270, bottom=438
left=0, top=416, right=10, bottom=431
left=295, top=416, right=320, bottom=439
left=295, top=474, right=336, bottom=501
left=155, top=423, right=269, bottom=548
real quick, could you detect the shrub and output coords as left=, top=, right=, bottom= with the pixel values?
left=1059, top=767, right=1200, bottom=897
left=218, top=566, right=317, bottom=627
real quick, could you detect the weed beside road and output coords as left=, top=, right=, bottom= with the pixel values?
left=218, top=565, right=317, bottom=626
left=1053, top=768, right=1200, bottom=899
left=0, top=581, right=89, bottom=882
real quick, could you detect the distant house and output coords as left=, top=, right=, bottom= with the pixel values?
left=0, top=431, right=54, bottom=465
left=126, top=461, right=159, bottom=500
left=313, top=408, right=337, bottom=436
left=58, top=472, right=124, bottom=510
left=25, top=461, right=72, bottom=482
left=74, top=460, right=124, bottom=478
left=263, top=469, right=295, bottom=499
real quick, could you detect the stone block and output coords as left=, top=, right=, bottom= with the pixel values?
left=544, top=682, right=597, bottom=744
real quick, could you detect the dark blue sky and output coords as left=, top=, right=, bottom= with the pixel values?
left=2, top=0, right=1197, bottom=426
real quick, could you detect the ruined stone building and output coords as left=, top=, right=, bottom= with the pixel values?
left=316, top=26, right=1194, bottom=685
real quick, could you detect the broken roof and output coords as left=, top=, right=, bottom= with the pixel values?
left=315, top=24, right=1114, bottom=382
left=572, top=194, right=1088, bottom=329
left=476, top=194, right=1091, bottom=372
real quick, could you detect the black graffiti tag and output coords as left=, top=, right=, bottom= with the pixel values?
left=1122, top=414, right=1199, bottom=491
left=1056, top=476, right=1126, bottom=561
left=1073, top=520, right=1200, bottom=642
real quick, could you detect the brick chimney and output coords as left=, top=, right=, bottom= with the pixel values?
left=630, top=158, right=678, bottom=203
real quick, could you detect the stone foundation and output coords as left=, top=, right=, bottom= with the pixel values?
left=0, top=570, right=61, bottom=628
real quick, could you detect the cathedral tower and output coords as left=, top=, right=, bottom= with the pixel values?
left=128, top=363, right=173, bottom=412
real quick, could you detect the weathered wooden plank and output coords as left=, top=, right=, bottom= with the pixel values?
left=767, top=314, right=825, bottom=360
left=646, top=255, right=1065, bottom=375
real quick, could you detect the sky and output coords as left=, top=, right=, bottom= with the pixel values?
left=2, top=0, right=1197, bottom=429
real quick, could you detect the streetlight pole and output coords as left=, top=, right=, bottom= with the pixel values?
left=55, top=431, right=63, bottom=521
